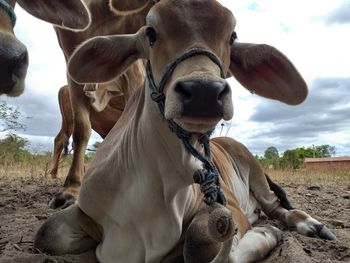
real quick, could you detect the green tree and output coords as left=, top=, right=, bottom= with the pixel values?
left=85, top=141, right=102, bottom=161
left=314, top=145, right=336, bottom=157
left=280, top=149, right=304, bottom=169
left=0, top=133, right=30, bottom=164
left=280, top=144, right=336, bottom=169
left=264, top=146, right=279, bottom=159
left=92, top=141, right=102, bottom=150
left=0, top=100, right=26, bottom=132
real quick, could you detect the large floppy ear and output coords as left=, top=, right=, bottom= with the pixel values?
left=68, top=27, right=149, bottom=84
left=109, top=0, right=154, bottom=15
left=17, top=0, right=91, bottom=31
left=229, top=43, right=308, bottom=105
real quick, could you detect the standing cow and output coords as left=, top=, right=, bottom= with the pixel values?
left=50, top=85, right=124, bottom=181
left=48, top=0, right=153, bottom=209
left=1, top=0, right=152, bottom=209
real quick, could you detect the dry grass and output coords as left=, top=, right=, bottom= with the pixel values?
left=266, top=168, right=350, bottom=185
left=1, top=159, right=349, bottom=187
left=0, top=159, right=71, bottom=183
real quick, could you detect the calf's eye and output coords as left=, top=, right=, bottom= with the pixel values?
left=230, top=32, right=237, bottom=45
left=146, top=27, right=157, bottom=48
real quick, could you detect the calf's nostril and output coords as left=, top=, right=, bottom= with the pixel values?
left=13, top=50, right=29, bottom=74
left=175, top=81, right=193, bottom=101
left=218, top=83, right=230, bottom=103
left=174, top=79, right=230, bottom=118
left=0, top=49, right=28, bottom=78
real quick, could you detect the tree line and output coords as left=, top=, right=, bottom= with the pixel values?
left=0, top=100, right=55, bottom=168
left=257, top=145, right=336, bottom=170
left=0, top=100, right=337, bottom=170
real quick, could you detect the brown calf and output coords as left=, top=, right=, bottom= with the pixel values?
left=35, top=1, right=335, bottom=262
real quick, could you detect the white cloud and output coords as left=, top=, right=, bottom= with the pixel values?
left=323, top=0, right=350, bottom=25
left=215, top=0, right=350, bottom=156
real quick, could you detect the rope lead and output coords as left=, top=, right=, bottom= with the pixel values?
left=0, top=0, right=16, bottom=26
left=146, top=48, right=227, bottom=206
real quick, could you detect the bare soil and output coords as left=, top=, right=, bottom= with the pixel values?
left=0, top=177, right=349, bottom=262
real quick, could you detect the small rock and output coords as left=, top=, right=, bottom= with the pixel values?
left=35, top=215, right=48, bottom=220
left=13, top=243, right=22, bottom=251
left=303, top=247, right=312, bottom=254
left=307, top=186, right=321, bottom=191
left=331, top=220, right=345, bottom=227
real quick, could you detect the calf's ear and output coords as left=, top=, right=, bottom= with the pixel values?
left=68, top=27, right=149, bottom=84
left=109, top=0, right=154, bottom=15
left=17, top=0, right=91, bottom=31
left=229, top=43, right=308, bottom=105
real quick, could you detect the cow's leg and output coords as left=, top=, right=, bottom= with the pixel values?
left=270, top=207, right=336, bottom=240
left=184, top=210, right=221, bottom=262
left=248, top=163, right=336, bottom=240
left=50, top=129, right=70, bottom=178
left=213, top=138, right=336, bottom=241
left=49, top=82, right=92, bottom=209
left=50, top=85, right=73, bottom=179
left=35, top=204, right=101, bottom=255
left=184, top=206, right=236, bottom=263
left=231, top=226, right=283, bottom=263
left=66, top=82, right=92, bottom=187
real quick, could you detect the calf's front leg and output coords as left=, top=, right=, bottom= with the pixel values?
left=35, top=204, right=101, bottom=255
left=184, top=204, right=236, bottom=263
left=184, top=205, right=282, bottom=263
left=184, top=209, right=225, bottom=263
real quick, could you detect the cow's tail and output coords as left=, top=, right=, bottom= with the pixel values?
left=265, top=173, right=294, bottom=210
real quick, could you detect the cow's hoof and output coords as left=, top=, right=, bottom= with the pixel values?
left=49, top=171, right=58, bottom=179
left=310, top=224, right=336, bottom=240
left=288, top=210, right=337, bottom=241
left=208, top=204, right=236, bottom=242
left=48, top=191, right=77, bottom=209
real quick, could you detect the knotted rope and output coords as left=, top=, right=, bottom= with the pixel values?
left=146, top=48, right=227, bottom=206
left=0, top=0, right=16, bottom=26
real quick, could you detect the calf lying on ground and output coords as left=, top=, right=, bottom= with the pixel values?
left=35, top=0, right=336, bottom=262
left=0, top=0, right=90, bottom=96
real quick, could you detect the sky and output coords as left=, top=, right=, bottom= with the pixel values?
left=1, top=0, right=349, bottom=156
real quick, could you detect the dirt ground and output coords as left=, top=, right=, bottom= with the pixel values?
left=0, top=177, right=349, bottom=263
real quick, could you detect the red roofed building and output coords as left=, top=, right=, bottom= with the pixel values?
left=304, top=157, right=350, bottom=171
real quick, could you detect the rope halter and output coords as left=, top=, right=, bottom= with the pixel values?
left=146, top=48, right=227, bottom=206
left=0, top=0, right=16, bottom=27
